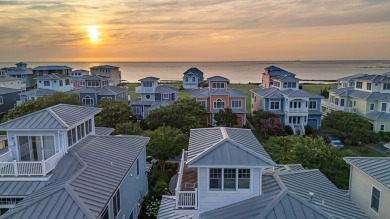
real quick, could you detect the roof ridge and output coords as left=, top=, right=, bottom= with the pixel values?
left=221, top=127, right=229, bottom=139
left=46, top=108, right=68, bottom=127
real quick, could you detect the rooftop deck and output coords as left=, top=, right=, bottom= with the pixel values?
left=175, top=151, right=198, bottom=210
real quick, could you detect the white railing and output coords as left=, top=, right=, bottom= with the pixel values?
left=0, top=151, right=63, bottom=176
left=286, top=108, right=308, bottom=113
left=176, top=190, right=198, bottom=209
left=175, top=150, right=186, bottom=195
left=0, top=151, right=12, bottom=163
left=289, top=123, right=296, bottom=135
left=322, top=100, right=357, bottom=113
left=135, top=86, right=155, bottom=93
left=300, top=123, right=305, bottom=135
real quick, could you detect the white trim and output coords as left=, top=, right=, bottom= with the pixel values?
left=370, top=185, right=381, bottom=215
left=162, top=93, right=170, bottom=100
left=269, top=100, right=280, bottom=110
left=15, top=134, right=57, bottom=161
left=231, top=100, right=242, bottom=108
left=206, top=168, right=253, bottom=193
left=213, top=98, right=225, bottom=109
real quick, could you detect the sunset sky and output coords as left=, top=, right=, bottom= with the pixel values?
left=1, top=0, right=390, bottom=61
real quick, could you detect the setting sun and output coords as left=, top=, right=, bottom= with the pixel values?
left=87, top=26, right=100, bottom=43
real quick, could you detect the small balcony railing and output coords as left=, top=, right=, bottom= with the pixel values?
left=135, top=86, right=155, bottom=93
left=0, top=151, right=63, bottom=176
left=322, top=100, right=357, bottom=113
left=175, top=150, right=198, bottom=210
left=285, top=108, right=308, bottom=113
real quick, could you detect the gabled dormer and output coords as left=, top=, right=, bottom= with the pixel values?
left=174, top=127, right=275, bottom=216
left=0, top=104, right=101, bottom=178
left=272, top=75, right=300, bottom=90
left=183, top=68, right=204, bottom=89
left=84, top=75, right=109, bottom=88
left=207, top=76, right=229, bottom=90
left=36, top=73, right=73, bottom=92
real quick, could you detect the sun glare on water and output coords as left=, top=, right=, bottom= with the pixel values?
left=87, top=26, right=100, bottom=43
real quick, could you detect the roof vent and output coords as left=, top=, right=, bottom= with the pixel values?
left=308, top=192, right=314, bottom=202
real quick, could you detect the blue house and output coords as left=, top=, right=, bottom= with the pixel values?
left=0, top=87, right=22, bottom=114
left=17, top=74, right=74, bottom=105
left=182, top=67, right=204, bottom=89
left=0, top=62, right=34, bottom=87
left=131, top=76, right=178, bottom=119
left=251, top=75, right=323, bottom=134
left=0, top=104, right=149, bottom=219
left=78, top=75, right=129, bottom=106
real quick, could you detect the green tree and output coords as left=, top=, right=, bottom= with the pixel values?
left=94, top=99, right=132, bottom=128
left=146, top=97, right=207, bottom=133
left=113, top=122, right=143, bottom=135
left=252, top=110, right=279, bottom=128
left=264, top=135, right=355, bottom=189
left=2, top=92, right=80, bottom=122
left=260, top=117, right=285, bottom=138
left=143, top=126, right=188, bottom=170
left=214, top=108, right=238, bottom=127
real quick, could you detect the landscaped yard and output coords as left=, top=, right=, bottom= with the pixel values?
left=300, top=83, right=337, bottom=94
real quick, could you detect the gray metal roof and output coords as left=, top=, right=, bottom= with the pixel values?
left=138, top=76, right=160, bottom=81
left=183, top=67, right=204, bottom=78
left=95, top=127, right=115, bottom=136
left=5, top=68, right=33, bottom=75
left=0, top=104, right=102, bottom=130
left=272, top=75, right=300, bottom=82
left=337, top=73, right=368, bottom=82
left=191, top=88, right=246, bottom=98
left=251, top=88, right=279, bottom=98
left=37, top=74, right=70, bottom=80
left=2, top=135, right=149, bottom=219
left=78, top=86, right=127, bottom=95
left=155, top=85, right=179, bottom=93
left=280, top=89, right=323, bottom=98
left=33, top=66, right=72, bottom=71
left=362, top=111, right=390, bottom=121
left=130, top=98, right=155, bottom=106
left=187, top=139, right=275, bottom=167
left=0, top=181, right=47, bottom=196
left=328, top=87, right=354, bottom=97
left=251, top=88, right=322, bottom=99
left=157, top=196, right=187, bottom=219
left=278, top=170, right=368, bottom=219
left=0, top=76, right=21, bottom=82
left=18, top=88, right=56, bottom=97
left=0, top=87, right=22, bottom=95
left=84, top=75, right=109, bottom=80
left=207, top=76, right=229, bottom=82
left=354, top=74, right=390, bottom=82
left=344, top=157, right=390, bottom=190
left=90, top=65, right=119, bottom=69
left=187, top=127, right=274, bottom=164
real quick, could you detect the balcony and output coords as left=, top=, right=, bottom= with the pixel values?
left=285, top=108, right=308, bottom=113
left=175, top=150, right=198, bottom=210
left=322, top=100, right=357, bottom=113
left=0, top=151, right=63, bottom=176
left=135, top=86, right=155, bottom=93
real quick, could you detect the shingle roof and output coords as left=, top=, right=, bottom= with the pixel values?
left=0, top=104, right=102, bottom=130
left=94, top=127, right=115, bottom=136
left=138, top=76, right=160, bottom=81
left=362, top=111, right=390, bottom=121
left=2, top=135, right=149, bottom=219
left=18, top=88, right=56, bottom=97
left=155, top=85, right=178, bottom=93
left=278, top=170, right=368, bottom=219
left=36, top=74, right=70, bottom=80
left=337, top=73, right=368, bottom=82
left=187, top=127, right=273, bottom=163
left=33, top=66, right=72, bottom=71
left=207, top=76, right=229, bottom=82
left=0, top=87, right=22, bottom=95
left=344, top=157, right=390, bottom=190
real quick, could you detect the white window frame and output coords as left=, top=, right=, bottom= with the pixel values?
left=380, top=125, right=385, bottom=131
left=15, top=134, right=57, bottom=161
left=231, top=100, right=242, bottom=108
left=213, top=98, right=225, bottom=109
left=208, top=168, right=251, bottom=192
left=270, top=101, right=280, bottom=110
left=367, top=82, right=372, bottom=90
left=43, top=80, right=50, bottom=86
left=370, top=103, right=375, bottom=111
left=356, top=81, right=363, bottom=89
left=132, top=106, right=141, bottom=114
left=82, top=95, right=94, bottom=106
left=381, top=103, right=387, bottom=112
left=163, top=93, right=170, bottom=99
left=212, top=82, right=225, bottom=89
left=370, top=185, right=381, bottom=214
left=309, top=100, right=317, bottom=109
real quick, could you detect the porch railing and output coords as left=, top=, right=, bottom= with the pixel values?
left=175, top=150, right=198, bottom=210
left=0, top=151, right=63, bottom=176
left=135, top=86, right=155, bottom=93
left=289, top=123, right=296, bottom=135
left=322, top=100, right=357, bottom=113
left=0, top=151, right=12, bottom=163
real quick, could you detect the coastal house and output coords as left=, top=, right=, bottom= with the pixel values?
left=32, top=65, right=73, bottom=87
left=71, top=69, right=90, bottom=89
left=157, top=127, right=368, bottom=219
left=322, top=73, right=390, bottom=132
left=191, top=76, right=247, bottom=127
left=261, top=65, right=295, bottom=88
left=17, top=74, right=74, bottom=105
left=79, top=75, right=129, bottom=106
left=0, top=62, right=34, bottom=87
left=0, top=104, right=149, bottom=219
left=0, top=87, right=22, bottom=114
left=131, top=76, right=178, bottom=119
left=90, top=65, right=122, bottom=86
left=337, top=73, right=369, bottom=89
left=344, top=157, right=390, bottom=219
left=182, top=67, right=204, bottom=89
left=0, top=76, right=24, bottom=90
left=251, top=75, right=323, bottom=134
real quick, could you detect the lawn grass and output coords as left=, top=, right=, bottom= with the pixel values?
left=301, top=83, right=337, bottom=94
left=345, top=145, right=389, bottom=157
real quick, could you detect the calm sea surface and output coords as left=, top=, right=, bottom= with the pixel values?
left=1, top=61, right=390, bottom=84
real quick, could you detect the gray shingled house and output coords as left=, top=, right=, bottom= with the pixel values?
left=157, top=127, right=368, bottom=219
left=0, top=104, right=149, bottom=219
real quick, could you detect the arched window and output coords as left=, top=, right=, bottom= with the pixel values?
left=214, top=98, right=225, bottom=109
left=82, top=95, right=94, bottom=106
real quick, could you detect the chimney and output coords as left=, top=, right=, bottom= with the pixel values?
left=308, top=192, right=314, bottom=202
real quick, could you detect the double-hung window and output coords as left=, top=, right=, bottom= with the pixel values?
left=231, top=100, right=242, bottom=108
left=270, top=101, right=280, bottom=110
left=209, top=168, right=250, bottom=191
left=367, top=83, right=372, bottom=90
left=382, top=103, right=387, bottom=112
left=212, top=82, right=225, bottom=89
left=371, top=186, right=380, bottom=213
left=356, top=81, right=363, bottom=89
left=163, top=93, right=170, bottom=99
left=309, top=101, right=317, bottom=109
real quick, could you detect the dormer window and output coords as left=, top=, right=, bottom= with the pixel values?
left=212, top=82, right=225, bottom=89
left=367, top=83, right=372, bottom=90
left=383, top=83, right=390, bottom=90
left=143, top=81, right=153, bottom=87
left=356, top=81, right=363, bottom=89
left=209, top=168, right=251, bottom=191
left=283, top=82, right=296, bottom=88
